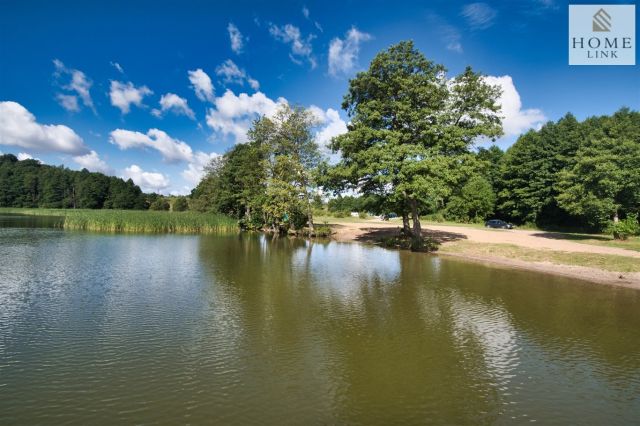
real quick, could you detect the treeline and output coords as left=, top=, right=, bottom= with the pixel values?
left=0, top=154, right=147, bottom=209
left=492, top=109, right=640, bottom=231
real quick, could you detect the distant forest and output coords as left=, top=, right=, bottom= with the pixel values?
left=0, top=154, right=147, bottom=209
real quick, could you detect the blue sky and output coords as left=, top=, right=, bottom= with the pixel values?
left=1, top=0, right=638, bottom=194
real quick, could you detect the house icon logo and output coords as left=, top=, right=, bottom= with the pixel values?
left=593, top=8, right=611, bottom=32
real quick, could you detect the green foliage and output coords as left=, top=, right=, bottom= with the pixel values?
left=327, top=41, right=503, bottom=237
left=610, top=214, right=640, bottom=240
left=556, top=109, right=640, bottom=229
left=172, top=197, right=188, bottom=212
left=0, top=154, right=146, bottom=209
left=150, top=198, right=170, bottom=211
left=445, top=175, right=495, bottom=222
left=497, top=108, right=640, bottom=231
left=192, top=104, right=321, bottom=233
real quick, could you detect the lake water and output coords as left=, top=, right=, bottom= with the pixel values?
left=1, top=215, right=639, bottom=424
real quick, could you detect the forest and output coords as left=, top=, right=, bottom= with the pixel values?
left=0, top=154, right=148, bottom=209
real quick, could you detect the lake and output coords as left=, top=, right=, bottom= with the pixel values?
left=1, top=215, right=639, bottom=424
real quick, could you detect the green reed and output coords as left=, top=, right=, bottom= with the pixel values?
left=0, top=208, right=238, bottom=234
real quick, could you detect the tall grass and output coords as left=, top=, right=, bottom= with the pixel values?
left=0, top=208, right=237, bottom=234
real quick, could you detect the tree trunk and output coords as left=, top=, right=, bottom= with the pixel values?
left=409, top=198, right=422, bottom=237
left=307, top=194, right=315, bottom=231
left=402, top=210, right=411, bottom=236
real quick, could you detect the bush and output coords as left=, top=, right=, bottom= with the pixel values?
left=610, top=214, right=640, bottom=240
left=332, top=210, right=349, bottom=218
left=150, top=198, right=170, bottom=211
left=422, top=212, right=445, bottom=223
left=378, top=235, right=440, bottom=252
left=172, top=197, right=188, bottom=212
left=358, top=211, right=368, bottom=219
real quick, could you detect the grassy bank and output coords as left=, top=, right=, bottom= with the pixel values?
left=0, top=208, right=237, bottom=234
left=440, top=240, right=640, bottom=273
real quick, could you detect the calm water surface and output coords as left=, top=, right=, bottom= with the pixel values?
left=1, top=216, right=639, bottom=424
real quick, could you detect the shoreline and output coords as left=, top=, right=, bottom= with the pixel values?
left=326, top=219, right=640, bottom=290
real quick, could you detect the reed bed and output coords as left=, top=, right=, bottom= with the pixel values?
left=0, top=208, right=238, bottom=234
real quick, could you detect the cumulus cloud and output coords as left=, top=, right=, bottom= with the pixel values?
left=109, top=128, right=193, bottom=163
left=205, top=89, right=347, bottom=148
left=328, top=27, right=372, bottom=77
left=215, top=59, right=260, bottom=90
left=73, top=150, right=112, bottom=174
left=122, top=165, right=170, bottom=192
left=308, top=107, right=348, bottom=148
left=53, top=59, right=95, bottom=113
left=461, top=3, right=498, bottom=30
left=151, top=93, right=195, bottom=119
left=0, top=101, right=88, bottom=155
left=227, top=23, right=244, bottom=54
left=484, top=75, right=546, bottom=136
left=268, top=23, right=316, bottom=68
left=17, top=152, right=34, bottom=161
left=188, top=68, right=215, bottom=103
left=182, top=151, right=220, bottom=186
left=109, top=81, right=153, bottom=114
left=206, top=90, right=287, bottom=143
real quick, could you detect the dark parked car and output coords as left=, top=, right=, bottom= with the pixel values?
left=484, top=219, right=514, bottom=229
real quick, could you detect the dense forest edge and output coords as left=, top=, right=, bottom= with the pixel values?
left=2, top=42, right=639, bottom=244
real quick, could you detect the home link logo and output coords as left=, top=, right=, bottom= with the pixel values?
left=592, top=8, right=611, bottom=32
left=569, top=4, right=635, bottom=65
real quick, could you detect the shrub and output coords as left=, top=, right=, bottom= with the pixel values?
left=358, top=211, right=368, bottom=219
left=172, top=197, right=188, bottom=212
left=150, top=198, right=170, bottom=211
left=611, top=214, right=640, bottom=240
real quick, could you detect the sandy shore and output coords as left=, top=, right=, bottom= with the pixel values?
left=327, top=219, right=640, bottom=289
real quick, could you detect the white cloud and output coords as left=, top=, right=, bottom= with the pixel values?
left=308, top=107, right=348, bottom=148
left=205, top=89, right=346, bottom=148
left=268, top=23, right=316, bottom=68
left=328, top=27, right=372, bottom=77
left=206, top=90, right=287, bottom=143
left=461, top=3, right=498, bottom=30
left=302, top=6, right=310, bottom=18
left=151, top=93, right=195, bottom=119
left=484, top=75, right=546, bottom=136
left=188, top=68, right=215, bottom=103
left=111, top=61, right=124, bottom=73
left=109, top=128, right=193, bottom=163
left=0, top=101, right=88, bottom=155
left=17, top=152, right=33, bottom=161
left=122, top=165, right=170, bottom=192
left=56, top=94, right=80, bottom=112
left=73, top=150, right=112, bottom=174
left=53, top=59, right=95, bottom=113
left=227, top=23, right=244, bottom=54
left=182, top=151, right=220, bottom=186
left=109, top=80, right=153, bottom=114
left=215, top=59, right=260, bottom=90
